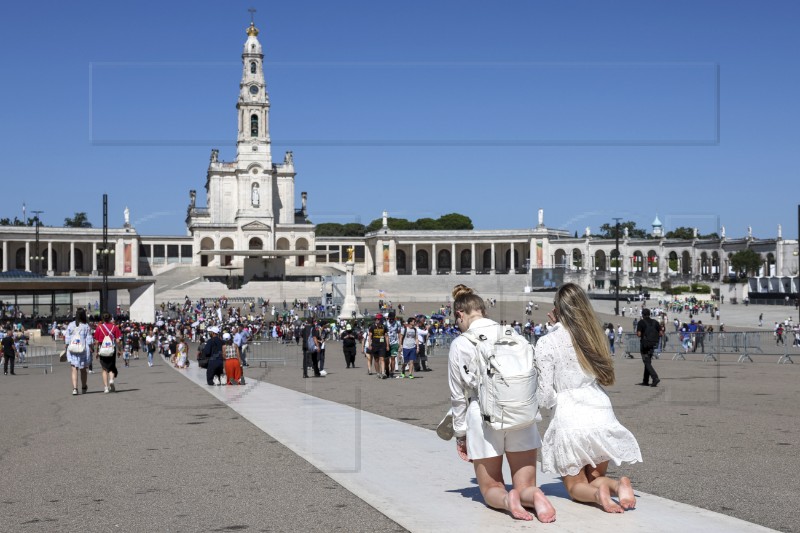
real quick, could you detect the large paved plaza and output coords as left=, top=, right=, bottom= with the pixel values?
left=0, top=298, right=796, bottom=532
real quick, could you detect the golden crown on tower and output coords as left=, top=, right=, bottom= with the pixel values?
left=246, top=22, right=259, bottom=37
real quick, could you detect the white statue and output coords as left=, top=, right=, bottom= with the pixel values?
left=778, top=224, right=782, bottom=239
left=382, top=210, right=388, bottom=228
left=748, top=226, right=752, bottom=238
left=623, top=226, right=629, bottom=238
left=585, top=226, right=591, bottom=237
left=693, top=227, right=698, bottom=238
left=251, top=184, right=260, bottom=207
left=538, top=208, right=544, bottom=226
left=124, top=206, right=130, bottom=225
left=721, top=225, right=726, bottom=239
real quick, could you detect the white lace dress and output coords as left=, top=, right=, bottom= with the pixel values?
left=536, top=323, right=642, bottom=477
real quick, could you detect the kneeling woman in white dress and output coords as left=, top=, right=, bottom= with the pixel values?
left=447, top=284, right=555, bottom=522
left=535, top=283, right=642, bottom=513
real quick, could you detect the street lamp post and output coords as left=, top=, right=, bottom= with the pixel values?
left=613, top=218, right=622, bottom=315
left=30, top=211, right=44, bottom=275
left=96, top=195, right=114, bottom=316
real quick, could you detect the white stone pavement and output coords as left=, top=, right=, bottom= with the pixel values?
left=174, top=362, right=775, bottom=533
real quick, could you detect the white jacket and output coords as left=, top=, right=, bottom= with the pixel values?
left=447, top=317, right=500, bottom=438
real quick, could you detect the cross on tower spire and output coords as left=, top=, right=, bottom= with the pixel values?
left=248, top=7, right=256, bottom=24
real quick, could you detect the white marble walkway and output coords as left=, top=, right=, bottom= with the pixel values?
left=177, top=363, right=774, bottom=533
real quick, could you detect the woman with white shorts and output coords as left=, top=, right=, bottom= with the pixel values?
left=447, top=284, right=556, bottom=523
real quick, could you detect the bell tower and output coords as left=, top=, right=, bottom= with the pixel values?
left=236, top=19, right=271, bottom=166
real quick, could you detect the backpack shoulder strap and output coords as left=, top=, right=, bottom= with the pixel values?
left=461, top=331, right=480, bottom=345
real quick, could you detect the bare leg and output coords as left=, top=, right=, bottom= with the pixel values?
left=617, top=477, right=636, bottom=509
left=563, top=467, right=624, bottom=514
left=506, top=449, right=556, bottom=523
left=71, top=366, right=78, bottom=389
left=584, top=462, right=635, bottom=509
left=474, top=456, right=532, bottom=520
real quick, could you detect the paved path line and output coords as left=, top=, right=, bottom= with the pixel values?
left=177, top=363, right=774, bottom=532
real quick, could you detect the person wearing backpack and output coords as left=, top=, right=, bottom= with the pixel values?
left=636, top=308, right=662, bottom=387
left=536, top=283, right=641, bottom=514
left=144, top=327, right=158, bottom=368
left=447, top=284, right=555, bottom=523
left=65, top=308, right=92, bottom=395
left=93, top=313, right=122, bottom=394
left=301, top=319, right=321, bottom=378
left=203, top=326, right=224, bottom=385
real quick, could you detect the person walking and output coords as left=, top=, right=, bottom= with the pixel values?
left=301, top=319, right=321, bottom=378
left=636, top=308, right=662, bottom=387
left=447, top=284, right=555, bottom=522
left=340, top=323, right=358, bottom=368
left=2, top=326, right=18, bottom=376
left=65, top=308, right=92, bottom=394
left=368, top=314, right=389, bottom=379
left=93, top=313, right=122, bottom=394
left=536, top=283, right=641, bottom=513
left=398, top=317, right=419, bottom=379
left=145, top=327, right=158, bottom=367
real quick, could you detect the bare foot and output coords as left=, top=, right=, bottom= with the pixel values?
left=532, top=487, right=557, bottom=523
left=507, top=489, right=534, bottom=520
left=595, top=485, right=624, bottom=513
left=617, top=477, right=636, bottom=510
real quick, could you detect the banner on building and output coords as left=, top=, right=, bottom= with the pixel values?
left=124, top=244, right=132, bottom=273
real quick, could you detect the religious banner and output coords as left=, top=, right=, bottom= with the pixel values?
left=124, top=243, right=132, bottom=273
left=536, top=241, right=543, bottom=267
left=382, top=244, right=390, bottom=273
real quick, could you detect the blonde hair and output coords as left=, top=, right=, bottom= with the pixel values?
left=554, top=283, right=615, bottom=386
left=451, top=284, right=486, bottom=317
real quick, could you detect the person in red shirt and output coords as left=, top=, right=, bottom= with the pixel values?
left=93, top=313, right=122, bottom=393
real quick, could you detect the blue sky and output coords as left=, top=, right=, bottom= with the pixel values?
left=1, top=0, right=798, bottom=239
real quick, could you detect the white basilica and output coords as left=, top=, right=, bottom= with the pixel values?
left=0, top=20, right=797, bottom=312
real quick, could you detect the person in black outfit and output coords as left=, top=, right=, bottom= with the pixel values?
left=2, top=327, right=17, bottom=375
left=204, top=327, right=224, bottom=385
left=341, top=323, right=358, bottom=368
left=302, top=319, right=321, bottom=378
left=635, top=308, right=661, bottom=387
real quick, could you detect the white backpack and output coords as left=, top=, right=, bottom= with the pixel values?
left=98, top=324, right=116, bottom=357
left=68, top=325, right=86, bottom=354
left=462, top=325, right=539, bottom=431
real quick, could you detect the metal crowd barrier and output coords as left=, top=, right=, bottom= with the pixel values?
left=18, top=345, right=55, bottom=374
left=245, top=341, right=302, bottom=367
left=726, top=330, right=797, bottom=364
left=622, top=330, right=795, bottom=364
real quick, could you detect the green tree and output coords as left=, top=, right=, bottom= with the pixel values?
left=437, top=213, right=473, bottom=230
left=415, top=217, right=439, bottom=230
left=0, top=217, right=33, bottom=226
left=314, top=222, right=367, bottom=236
left=665, top=226, right=695, bottom=239
left=665, top=227, right=720, bottom=239
left=729, top=249, right=762, bottom=278
left=342, top=223, right=367, bottom=236
left=598, top=221, right=647, bottom=239
left=64, top=212, right=92, bottom=228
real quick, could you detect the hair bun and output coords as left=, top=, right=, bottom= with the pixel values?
left=452, top=284, right=474, bottom=300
